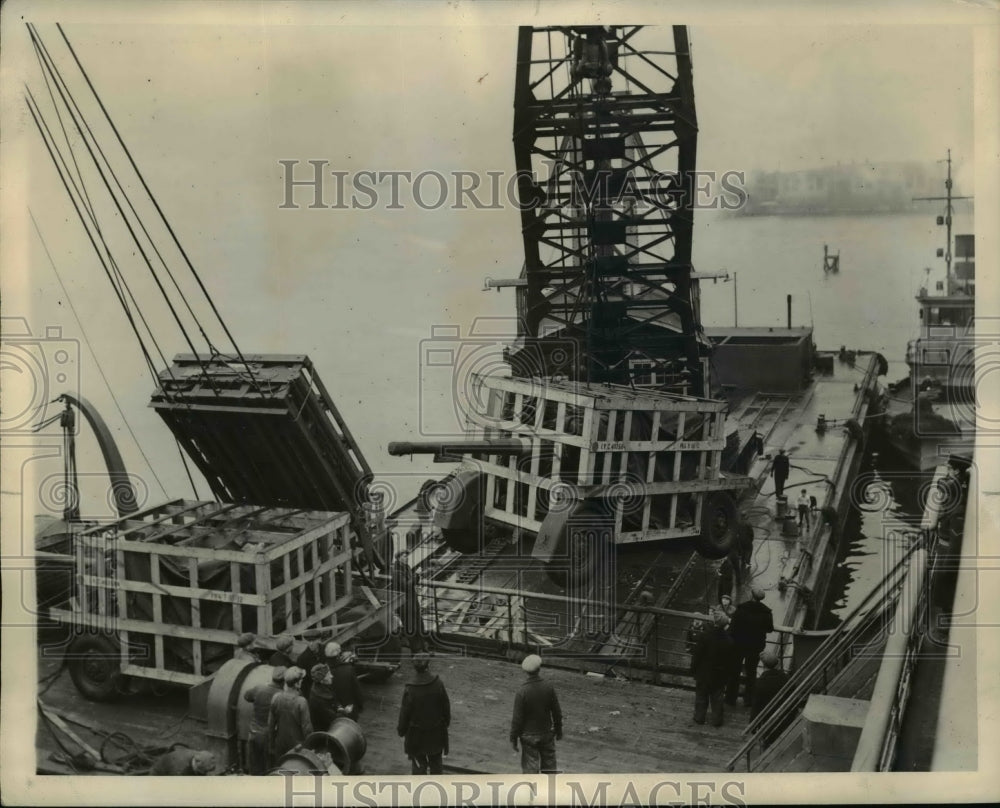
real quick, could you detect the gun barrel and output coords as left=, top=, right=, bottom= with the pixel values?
left=388, top=439, right=531, bottom=457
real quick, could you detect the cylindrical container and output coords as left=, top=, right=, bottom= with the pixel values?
left=781, top=516, right=800, bottom=538
left=270, top=746, right=342, bottom=776
left=305, top=717, right=367, bottom=773
left=775, top=496, right=789, bottom=519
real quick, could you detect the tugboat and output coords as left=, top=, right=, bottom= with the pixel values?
left=880, top=151, right=975, bottom=470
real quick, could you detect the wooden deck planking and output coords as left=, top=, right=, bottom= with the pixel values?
left=37, top=647, right=750, bottom=775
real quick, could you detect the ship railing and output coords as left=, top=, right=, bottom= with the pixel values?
left=850, top=548, right=929, bottom=771
left=724, top=538, right=925, bottom=772
left=415, top=578, right=714, bottom=679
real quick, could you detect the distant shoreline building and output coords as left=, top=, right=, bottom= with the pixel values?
left=735, top=161, right=973, bottom=216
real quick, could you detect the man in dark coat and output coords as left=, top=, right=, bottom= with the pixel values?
left=324, top=642, right=365, bottom=721
left=307, top=663, right=341, bottom=731
left=392, top=549, right=426, bottom=653
left=691, top=611, right=736, bottom=727
left=771, top=448, right=790, bottom=498
left=268, top=635, right=296, bottom=668
left=510, top=654, right=562, bottom=774
left=149, top=748, right=216, bottom=775
left=295, top=640, right=322, bottom=701
left=396, top=653, right=451, bottom=775
left=267, top=667, right=313, bottom=760
left=243, top=665, right=285, bottom=774
left=726, top=588, right=774, bottom=706
left=750, top=651, right=791, bottom=748
left=749, top=652, right=788, bottom=721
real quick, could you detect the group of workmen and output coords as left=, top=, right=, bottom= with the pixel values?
left=228, top=634, right=563, bottom=776
left=233, top=633, right=366, bottom=774
left=688, top=587, right=787, bottom=728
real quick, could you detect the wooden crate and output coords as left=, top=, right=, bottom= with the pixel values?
left=469, top=374, right=752, bottom=544
left=50, top=499, right=355, bottom=685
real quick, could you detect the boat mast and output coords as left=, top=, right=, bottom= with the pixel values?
left=913, top=149, right=972, bottom=287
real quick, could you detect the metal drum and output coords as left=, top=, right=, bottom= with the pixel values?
left=775, top=496, right=789, bottom=519
left=304, top=717, right=366, bottom=773
left=270, top=746, right=342, bottom=776
left=781, top=515, right=800, bottom=538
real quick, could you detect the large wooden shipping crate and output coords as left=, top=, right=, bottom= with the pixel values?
left=468, top=374, right=752, bottom=543
left=149, top=354, right=372, bottom=514
left=51, top=500, right=356, bottom=685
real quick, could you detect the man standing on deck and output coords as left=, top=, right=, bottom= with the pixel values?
left=750, top=652, right=790, bottom=748
left=325, top=642, right=365, bottom=722
left=267, top=667, right=313, bottom=760
left=244, top=666, right=286, bottom=774
left=691, top=611, right=736, bottom=727
left=307, top=663, right=341, bottom=731
left=771, top=448, right=790, bottom=498
left=797, top=489, right=812, bottom=532
left=392, top=549, right=426, bottom=653
left=726, top=588, right=774, bottom=707
left=750, top=652, right=788, bottom=720
left=233, top=632, right=259, bottom=663
left=268, top=635, right=296, bottom=668
left=510, top=654, right=563, bottom=774
left=296, top=639, right=323, bottom=700
left=397, top=652, right=451, bottom=775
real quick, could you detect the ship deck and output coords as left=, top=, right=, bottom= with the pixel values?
left=36, top=641, right=750, bottom=775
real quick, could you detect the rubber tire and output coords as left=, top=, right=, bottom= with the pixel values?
left=696, top=492, right=738, bottom=560
left=67, top=633, right=124, bottom=702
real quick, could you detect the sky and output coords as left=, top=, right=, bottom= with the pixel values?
left=0, top=2, right=988, bottom=523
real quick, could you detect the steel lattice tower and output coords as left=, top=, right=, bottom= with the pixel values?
left=510, top=26, right=709, bottom=396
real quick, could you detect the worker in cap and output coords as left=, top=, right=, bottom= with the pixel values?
left=750, top=650, right=790, bottom=741
left=510, top=654, right=562, bottom=773
left=690, top=610, right=736, bottom=727
left=242, top=667, right=286, bottom=774
left=521, top=654, right=542, bottom=674
left=268, top=635, right=296, bottom=668
left=268, top=666, right=312, bottom=760
left=234, top=632, right=259, bottom=662
left=392, top=548, right=426, bottom=653
left=397, top=652, right=451, bottom=775
left=149, top=748, right=217, bottom=776
left=726, top=587, right=774, bottom=707
left=306, top=663, right=340, bottom=731
left=327, top=642, right=364, bottom=721
left=295, top=639, right=323, bottom=701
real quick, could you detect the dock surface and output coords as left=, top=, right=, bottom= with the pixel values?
left=37, top=644, right=750, bottom=775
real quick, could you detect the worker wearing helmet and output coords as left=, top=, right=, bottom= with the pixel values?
left=267, top=667, right=313, bottom=760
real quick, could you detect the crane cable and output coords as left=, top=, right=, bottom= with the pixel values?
left=31, top=26, right=222, bottom=366
left=56, top=22, right=265, bottom=396
left=26, top=24, right=219, bottom=395
left=24, top=80, right=170, bottom=392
